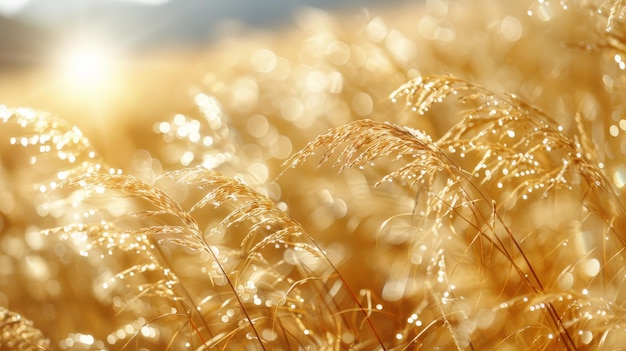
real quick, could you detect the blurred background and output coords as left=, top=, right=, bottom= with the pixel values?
left=0, top=0, right=408, bottom=54
left=0, top=0, right=410, bottom=167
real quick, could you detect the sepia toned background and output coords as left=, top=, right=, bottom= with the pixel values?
left=1, top=0, right=626, bottom=350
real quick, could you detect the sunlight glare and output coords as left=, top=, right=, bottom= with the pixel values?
left=60, top=42, right=113, bottom=90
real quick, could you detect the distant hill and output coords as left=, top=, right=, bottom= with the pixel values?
left=12, top=0, right=408, bottom=50
left=0, top=15, right=56, bottom=68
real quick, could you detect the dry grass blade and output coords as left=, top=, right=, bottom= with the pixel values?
left=591, top=0, right=626, bottom=30
left=0, top=307, right=50, bottom=351
left=62, top=174, right=183, bottom=215
left=554, top=0, right=626, bottom=53
left=163, top=167, right=387, bottom=349
left=390, top=75, right=479, bottom=115
left=0, top=107, right=92, bottom=154
left=0, top=107, right=105, bottom=178
left=529, top=0, right=625, bottom=32
left=285, top=74, right=626, bottom=349
left=394, top=75, right=618, bottom=213
left=46, top=167, right=389, bottom=349
left=283, top=119, right=443, bottom=174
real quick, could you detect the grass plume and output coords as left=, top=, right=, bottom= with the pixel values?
left=0, top=306, right=49, bottom=351
left=2, top=0, right=626, bottom=350
left=283, top=74, right=626, bottom=349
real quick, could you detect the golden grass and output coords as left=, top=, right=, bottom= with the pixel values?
left=2, top=0, right=626, bottom=350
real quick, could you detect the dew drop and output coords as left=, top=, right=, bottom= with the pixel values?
left=584, top=258, right=600, bottom=277
left=580, top=330, right=593, bottom=344
left=558, top=272, right=574, bottom=290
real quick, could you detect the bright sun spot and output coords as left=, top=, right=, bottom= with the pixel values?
left=59, top=42, right=114, bottom=89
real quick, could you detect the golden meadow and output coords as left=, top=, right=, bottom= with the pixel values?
left=1, top=1, right=626, bottom=350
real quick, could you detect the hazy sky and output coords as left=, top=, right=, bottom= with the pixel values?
left=3, top=0, right=407, bottom=49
